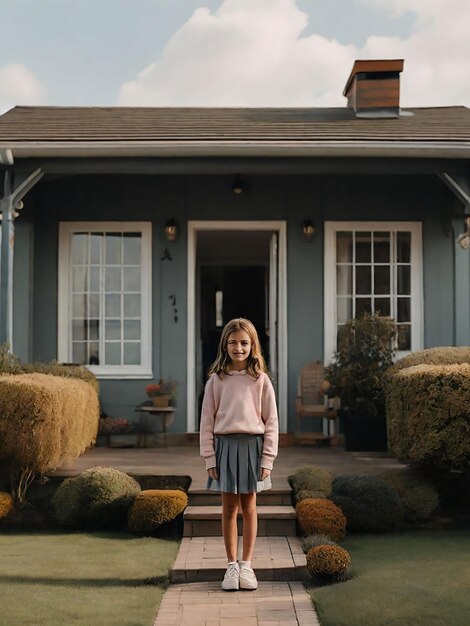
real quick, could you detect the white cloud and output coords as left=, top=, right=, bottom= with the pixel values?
left=0, top=63, right=47, bottom=114
left=118, top=0, right=470, bottom=108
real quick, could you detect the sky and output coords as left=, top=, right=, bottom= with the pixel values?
left=0, top=0, right=469, bottom=114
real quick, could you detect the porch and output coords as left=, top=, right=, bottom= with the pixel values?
left=51, top=444, right=406, bottom=490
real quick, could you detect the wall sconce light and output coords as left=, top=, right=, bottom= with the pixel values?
left=456, top=216, right=470, bottom=250
left=164, top=218, right=178, bottom=242
left=302, top=220, right=315, bottom=242
left=232, top=176, right=243, bottom=195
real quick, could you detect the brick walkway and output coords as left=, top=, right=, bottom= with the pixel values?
left=153, top=581, right=321, bottom=626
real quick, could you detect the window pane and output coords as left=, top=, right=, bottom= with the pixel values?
left=397, top=298, right=411, bottom=322
left=105, top=342, right=121, bottom=365
left=72, top=320, right=87, bottom=341
left=90, top=266, right=100, bottom=292
left=105, top=294, right=121, bottom=317
left=89, top=319, right=99, bottom=341
left=89, top=293, right=100, bottom=317
left=356, top=232, right=371, bottom=262
left=337, top=297, right=352, bottom=324
left=123, top=234, right=141, bottom=264
left=397, top=232, right=411, bottom=263
left=124, top=319, right=140, bottom=340
left=356, top=298, right=371, bottom=317
left=374, top=298, right=391, bottom=316
left=336, top=266, right=352, bottom=295
left=72, top=267, right=87, bottom=292
left=124, top=294, right=141, bottom=317
left=398, top=266, right=411, bottom=295
left=336, top=232, right=352, bottom=263
left=356, top=266, right=371, bottom=294
left=89, top=342, right=100, bottom=365
left=71, top=234, right=88, bottom=264
left=397, top=325, right=411, bottom=350
left=73, top=294, right=87, bottom=318
left=105, top=267, right=122, bottom=292
left=373, top=232, right=390, bottom=263
left=105, top=320, right=121, bottom=340
left=124, top=342, right=141, bottom=365
left=374, top=266, right=390, bottom=295
left=90, top=233, right=102, bottom=264
left=72, top=342, right=86, bottom=364
left=123, top=267, right=140, bottom=292
left=106, top=234, right=122, bottom=265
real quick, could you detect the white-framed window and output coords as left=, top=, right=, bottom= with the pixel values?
left=58, top=222, right=152, bottom=379
left=324, top=221, right=423, bottom=362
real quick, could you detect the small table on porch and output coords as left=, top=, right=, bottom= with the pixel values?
left=134, top=405, right=176, bottom=447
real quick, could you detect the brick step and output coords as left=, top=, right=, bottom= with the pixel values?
left=171, top=536, right=308, bottom=583
left=183, top=505, right=297, bottom=537
left=188, top=488, right=292, bottom=506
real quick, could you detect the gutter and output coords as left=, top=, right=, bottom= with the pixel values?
left=0, top=140, right=470, bottom=159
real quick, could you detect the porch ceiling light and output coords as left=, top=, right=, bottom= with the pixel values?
left=456, top=216, right=470, bottom=250
left=302, top=220, right=315, bottom=242
left=232, top=176, right=243, bottom=195
left=164, top=218, right=178, bottom=242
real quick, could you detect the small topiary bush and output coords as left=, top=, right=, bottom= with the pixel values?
left=128, top=489, right=188, bottom=536
left=288, top=466, right=333, bottom=498
left=301, top=533, right=338, bottom=554
left=378, top=468, right=440, bottom=524
left=331, top=474, right=404, bottom=532
left=295, top=489, right=327, bottom=504
left=296, top=498, right=346, bottom=541
left=306, top=545, right=351, bottom=583
left=0, top=491, right=14, bottom=518
left=52, top=466, right=141, bottom=530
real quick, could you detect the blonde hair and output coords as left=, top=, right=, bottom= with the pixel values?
left=208, top=318, right=268, bottom=380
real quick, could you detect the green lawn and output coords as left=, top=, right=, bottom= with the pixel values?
left=0, top=530, right=180, bottom=626
left=309, top=529, right=470, bottom=626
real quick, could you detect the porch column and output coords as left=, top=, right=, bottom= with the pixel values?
left=453, top=217, right=470, bottom=345
left=0, top=168, right=43, bottom=348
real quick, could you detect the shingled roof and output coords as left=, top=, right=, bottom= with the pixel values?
left=1, top=105, right=469, bottom=159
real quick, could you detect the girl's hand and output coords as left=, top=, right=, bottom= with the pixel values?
left=260, top=468, right=271, bottom=481
left=208, top=467, right=219, bottom=480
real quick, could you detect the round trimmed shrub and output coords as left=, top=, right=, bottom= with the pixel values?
left=0, top=491, right=13, bottom=518
left=306, top=545, right=351, bottom=580
left=128, top=489, right=188, bottom=535
left=52, top=466, right=141, bottom=529
left=331, top=474, right=404, bottom=532
left=296, top=498, right=346, bottom=541
left=301, top=533, right=338, bottom=554
left=378, top=469, right=439, bottom=524
left=288, top=466, right=333, bottom=497
left=295, top=489, right=327, bottom=504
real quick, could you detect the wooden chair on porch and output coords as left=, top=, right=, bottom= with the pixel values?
left=294, top=361, right=340, bottom=446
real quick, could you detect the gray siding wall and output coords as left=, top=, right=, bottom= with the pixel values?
left=13, top=171, right=461, bottom=432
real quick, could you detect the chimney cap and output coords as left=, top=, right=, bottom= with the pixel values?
left=343, top=59, right=404, bottom=97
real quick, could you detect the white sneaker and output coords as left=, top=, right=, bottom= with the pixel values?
left=222, top=562, right=239, bottom=591
left=239, top=562, right=258, bottom=590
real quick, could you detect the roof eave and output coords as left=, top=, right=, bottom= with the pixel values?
left=1, top=140, right=470, bottom=160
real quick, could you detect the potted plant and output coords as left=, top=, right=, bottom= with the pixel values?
left=145, top=379, right=177, bottom=407
left=325, top=312, right=397, bottom=452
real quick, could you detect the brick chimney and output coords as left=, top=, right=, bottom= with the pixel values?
left=343, top=59, right=404, bottom=118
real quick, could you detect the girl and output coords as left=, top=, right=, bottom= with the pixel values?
left=199, top=318, right=279, bottom=591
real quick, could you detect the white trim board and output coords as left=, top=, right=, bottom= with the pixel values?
left=187, top=220, right=288, bottom=433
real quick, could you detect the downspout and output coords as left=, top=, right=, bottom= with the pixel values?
left=0, top=165, right=44, bottom=349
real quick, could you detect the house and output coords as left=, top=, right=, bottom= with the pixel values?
left=1, top=59, right=469, bottom=439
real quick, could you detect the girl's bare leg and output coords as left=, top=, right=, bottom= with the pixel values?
left=239, top=492, right=257, bottom=561
left=221, top=492, right=239, bottom=562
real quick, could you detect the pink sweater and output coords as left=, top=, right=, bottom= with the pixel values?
left=199, top=370, right=279, bottom=471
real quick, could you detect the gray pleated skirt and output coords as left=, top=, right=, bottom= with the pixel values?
left=206, top=433, right=272, bottom=494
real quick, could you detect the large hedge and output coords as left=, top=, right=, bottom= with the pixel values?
left=0, top=373, right=99, bottom=502
left=385, top=362, right=470, bottom=475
